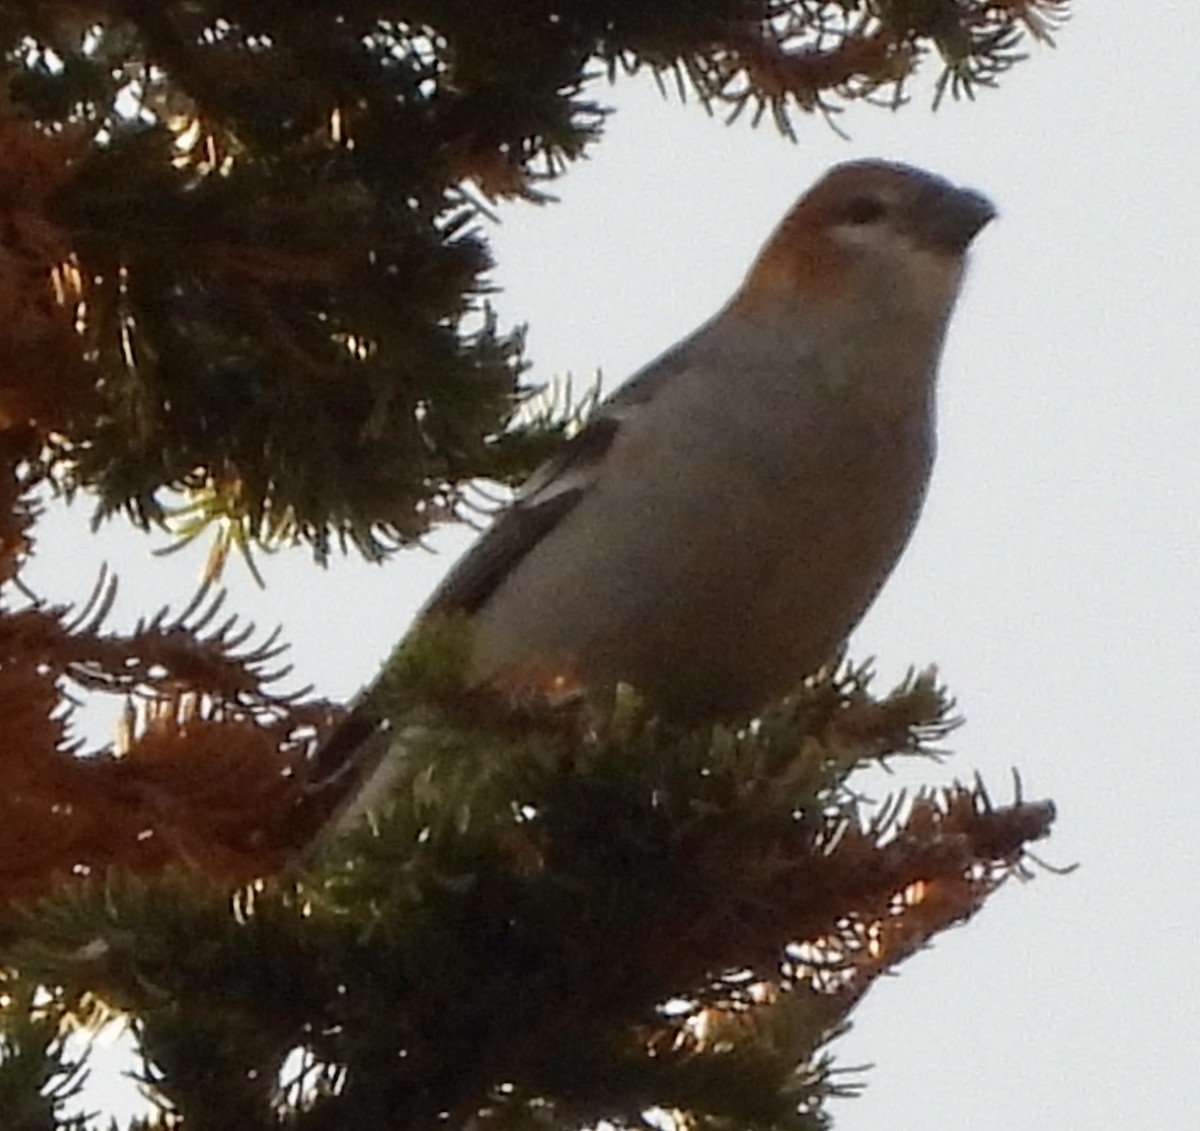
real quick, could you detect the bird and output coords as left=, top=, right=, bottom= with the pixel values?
left=309, top=159, right=995, bottom=835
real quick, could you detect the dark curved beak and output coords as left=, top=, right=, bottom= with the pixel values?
left=920, top=184, right=997, bottom=255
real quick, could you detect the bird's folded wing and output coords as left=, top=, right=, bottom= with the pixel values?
left=299, top=408, right=625, bottom=853
left=423, top=342, right=692, bottom=616
left=301, top=344, right=694, bottom=854
left=423, top=414, right=618, bottom=615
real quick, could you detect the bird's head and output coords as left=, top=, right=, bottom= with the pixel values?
left=735, top=160, right=996, bottom=320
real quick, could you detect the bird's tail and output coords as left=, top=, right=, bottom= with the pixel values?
left=291, top=703, right=396, bottom=870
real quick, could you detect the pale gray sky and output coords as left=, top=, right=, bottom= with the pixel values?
left=27, top=3, right=1200, bottom=1127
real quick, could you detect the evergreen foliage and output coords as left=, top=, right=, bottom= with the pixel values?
left=0, top=0, right=1067, bottom=558
left=0, top=2, right=1069, bottom=1127
left=3, top=636, right=1054, bottom=1130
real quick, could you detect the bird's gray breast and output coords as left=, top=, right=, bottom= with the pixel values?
left=470, top=342, right=935, bottom=721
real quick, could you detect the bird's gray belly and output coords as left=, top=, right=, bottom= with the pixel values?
left=470, top=419, right=932, bottom=722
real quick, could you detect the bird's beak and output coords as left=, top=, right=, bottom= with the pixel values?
left=922, top=184, right=997, bottom=255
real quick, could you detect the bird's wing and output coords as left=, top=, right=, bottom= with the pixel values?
left=423, top=342, right=693, bottom=617
left=422, top=412, right=620, bottom=615
left=299, top=342, right=695, bottom=860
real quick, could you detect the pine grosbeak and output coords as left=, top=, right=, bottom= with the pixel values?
left=314, top=160, right=994, bottom=826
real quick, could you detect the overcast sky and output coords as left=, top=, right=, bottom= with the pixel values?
left=25, top=3, right=1200, bottom=1128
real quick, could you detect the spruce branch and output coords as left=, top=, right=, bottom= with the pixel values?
left=0, top=567, right=337, bottom=904
left=0, top=654, right=1053, bottom=1130
left=0, top=1, right=1068, bottom=560
left=0, top=981, right=92, bottom=1131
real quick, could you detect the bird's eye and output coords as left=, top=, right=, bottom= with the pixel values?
left=843, top=196, right=887, bottom=225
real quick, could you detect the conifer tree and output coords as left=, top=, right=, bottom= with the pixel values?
left=0, top=3, right=1067, bottom=1128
